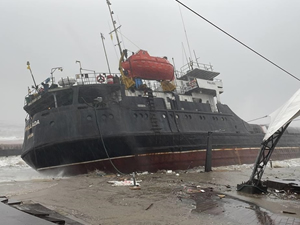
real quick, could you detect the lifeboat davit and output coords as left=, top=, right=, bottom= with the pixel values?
left=121, top=50, right=174, bottom=81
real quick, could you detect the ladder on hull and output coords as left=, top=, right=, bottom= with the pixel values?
left=147, top=90, right=161, bottom=134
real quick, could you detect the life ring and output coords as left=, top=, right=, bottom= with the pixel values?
left=96, top=74, right=105, bottom=83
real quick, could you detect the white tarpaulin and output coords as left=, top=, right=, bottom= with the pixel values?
left=264, top=88, right=300, bottom=141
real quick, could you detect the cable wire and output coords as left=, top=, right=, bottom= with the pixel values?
left=81, top=97, right=126, bottom=175
left=117, top=30, right=140, bottom=49
left=247, top=115, right=268, bottom=123
left=175, top=0, right=300, bottom=82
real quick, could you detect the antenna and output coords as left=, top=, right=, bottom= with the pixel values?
left=106, top=0, right=123, bottom=57
left=178, top=4, right=192, bottom=62
left=181, top=42, right=190, bottom=70
left=100, top=33, right=112, bottom=74
left=193, top=50, right=200, bottom=68
left=27, top=61, right=38, bottom=90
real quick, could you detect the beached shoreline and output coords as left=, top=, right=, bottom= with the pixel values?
left=0, top=159, right=299, bottom=225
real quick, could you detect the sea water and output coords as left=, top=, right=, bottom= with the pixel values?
left=0, top=156, right=45, bottom=182
left=0, top=121, right=23, bottom=144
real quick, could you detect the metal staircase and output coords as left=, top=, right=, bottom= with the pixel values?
left=147, top=90, right=161, bottom=133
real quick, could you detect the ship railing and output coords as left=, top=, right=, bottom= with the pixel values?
left=175, top=60, right=214, bottom=78
left=23, top=72, right=123, bottom=106
left=24, top=76, right=55, bottom=106
left=75, top=72, right=121, bottom=85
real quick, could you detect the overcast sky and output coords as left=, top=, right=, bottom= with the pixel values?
left=1, top=0, right=300, bottom=129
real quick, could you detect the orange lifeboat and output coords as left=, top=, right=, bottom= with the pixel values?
left=121, top=50, right=174, bottom=81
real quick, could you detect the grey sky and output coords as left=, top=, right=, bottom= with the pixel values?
left=1, top=0, right=300, bottom=129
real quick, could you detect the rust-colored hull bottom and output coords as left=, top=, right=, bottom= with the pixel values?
left=38, top=147, right=300, bottom=176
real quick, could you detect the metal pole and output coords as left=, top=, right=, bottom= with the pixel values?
left=193, top=50, right=200, bottom=68
left=100, top=33, right=112, bottom=75
left=132, top=172, right=136, bottom=186
left=172, top=57, right=178, bottom=80
left=50, top=67, right=63, bottom=84
left=27, top=61, right=37, bottom=90
left=205, top=131, right=212, bottom=172
left=53, top=93, right=58, bottom=108
left=107, top=0, right=122, bottom=56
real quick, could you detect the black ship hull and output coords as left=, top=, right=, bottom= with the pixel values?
left=22, top=127, right=300, bottom=175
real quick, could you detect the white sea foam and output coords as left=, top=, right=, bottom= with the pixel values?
left=0, top=156, right=67, bottom=183
left=0, top=136, right=23, bottom=142
left=214, top=158, right=300, bottom=171
left=0, top=156, right=27, bottom=168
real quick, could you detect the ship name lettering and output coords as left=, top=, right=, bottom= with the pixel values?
left=25, top=120, right=40, bottom=131
left=27, top=133, right=34, bottom=139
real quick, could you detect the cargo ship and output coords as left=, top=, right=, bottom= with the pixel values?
left=21, top=48, right=300, bottom=175
left=21, top=3, right=300, bottom=175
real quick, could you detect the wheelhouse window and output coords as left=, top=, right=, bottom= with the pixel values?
left=56, top=89, right=73, bottom=106
left=25, top=89, right=73, bottom=116
left=78, top=87, right=103, bottom=104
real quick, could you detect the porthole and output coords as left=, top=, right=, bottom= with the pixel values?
left=102, top=114, right=107, bottom=119
left=213, top=117, right=215, bottom=121
left=175, top=114, right=179, bottom=119
left=87, top=115, right=92, bottom=121
left=144, top=113, right=148, bottom=118
left=200, top=116, right=202, bottom=120
left=50, top=121, right=54, bottom=126
left=109, top=114, right=114, bottom=119
left=162, top=114, right=166, bottom=118
left=139, top=113, right=143, bottom=118
left=203, top=116, right=206, bottom=120
left=133, top=113, right=138, bottom=118
left=188, top=115, right=192, bottom=119
left=185, top=115, right=188, bottom=119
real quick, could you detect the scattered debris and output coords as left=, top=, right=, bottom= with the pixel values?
left=95, top=170, right=106, bottom=176
left=282, top=178, right=296, bottom=181
left=107, top=180, right=141, bottom=187
left=130, top=186, right=141, bottom=190
left=217, top=194, right=225, bottom=199
left=145, top=203, right=153, bottom=210
left=282, top=210, right=296, bottom=215
left=137, top=171, right=149, bottom=175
